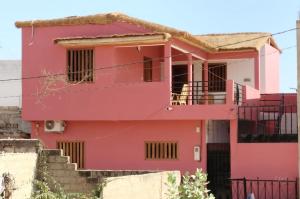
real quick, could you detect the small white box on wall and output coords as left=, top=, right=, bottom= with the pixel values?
left=194, top=146, right=200, bottom=161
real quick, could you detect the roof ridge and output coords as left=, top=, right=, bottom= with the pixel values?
left=195, top=32, right=271, bottom=36
left=15, top=12, right=216, bottom=52
left=15, top=12, right=279, bottom=52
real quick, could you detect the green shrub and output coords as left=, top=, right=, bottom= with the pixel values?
left=166, top=169, right=215, bottom=199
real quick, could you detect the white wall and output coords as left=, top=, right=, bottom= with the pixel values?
left=103, top=171, right=181, bottom=199
left=0, top=60, right=21, bottom=107
left=193, top=61, right=203, bottom=82
left=194, top=59, right=255, bottom=87
left=0, top=153, right=37, bottom=199
left=226, top=58, right=255, bottom=87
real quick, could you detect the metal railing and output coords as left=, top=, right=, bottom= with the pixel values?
left=171, top=81, right=227, bottom=105
left=234, top=83, right=244, bottom=105
left=238, top=105, right=298, bottom=142
left=230, top=177, right=298, bottom=199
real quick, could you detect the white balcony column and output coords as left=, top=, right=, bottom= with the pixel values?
left=164, top=42, right=172, bottom=105
left=187, top=54, right=193, bottom=105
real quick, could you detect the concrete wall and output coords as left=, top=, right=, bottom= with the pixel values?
left=102, top=171, right=180, bottom=199
left=0, top=139, right=41, bottom=199
left=230, top=120, right=298, bottom=179
left=0, top=106, right=31, bottom=138
left=0, top=153, right=37, bottom=198
left=0, top=60, right=21, bottom=107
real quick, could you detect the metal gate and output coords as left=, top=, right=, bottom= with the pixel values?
left=207, top=143, right=231, bottom=199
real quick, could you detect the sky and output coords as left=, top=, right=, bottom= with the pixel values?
left=0, top=0, right=299, bottom=92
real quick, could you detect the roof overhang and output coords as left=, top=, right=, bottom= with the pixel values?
left=54, top=33, right=171, bottom=48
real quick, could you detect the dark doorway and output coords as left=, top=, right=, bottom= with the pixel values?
left=207, top=143, right=231, bottom=199
left=172, top=65, right=188, bottom=94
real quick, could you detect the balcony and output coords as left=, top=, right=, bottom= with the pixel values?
left=170, top=80, right=244, bottom=106
left=238, top=104, right=298, bottom=142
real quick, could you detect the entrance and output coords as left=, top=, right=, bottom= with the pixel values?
left=206, top=121, right=231, bottom=199
left=172, top=65, right=188, bottom=94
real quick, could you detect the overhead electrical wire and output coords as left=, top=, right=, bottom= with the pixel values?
left=0, top=27, right=297, bottom=83
left=0, top=27, right=297, bottom=101
left=0, top=43, right=296, bottom=101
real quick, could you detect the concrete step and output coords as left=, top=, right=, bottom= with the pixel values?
left=48, top=170, right=81, bottom=177
left=86, top=177, right=99, bottom=184
left=78, top=170, right=92, bottom=177
left=54, top=176, right=87, bottom=184
left=61, top=183, right=96, bottom=193
left=40, top=149, right=99, bottom=195
left=47, top=162, right=77, bottom=170
left=41, top=149, right=63, bottom=156
left=47, top=155, right=70, bottom=163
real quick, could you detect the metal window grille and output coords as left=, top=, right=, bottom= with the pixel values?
left=57, top=141, right=85, bottom=169
left=145, top=141, right=178, bottom=160
left=207, top=63, right=226, bottom=92
left=143, top=57, right=153, bottom=82
left=67, top=49, right=94, bottom=82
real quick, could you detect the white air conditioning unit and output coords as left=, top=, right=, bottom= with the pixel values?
left=44, top=120, right=65, bottom=132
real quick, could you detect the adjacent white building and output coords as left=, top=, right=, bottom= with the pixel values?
left=0, top=60, right=21, bottom=107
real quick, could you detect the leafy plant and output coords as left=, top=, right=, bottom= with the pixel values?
left=92, top=179, right=107, bottom=199
left=166, top=169, right=215, bottom=199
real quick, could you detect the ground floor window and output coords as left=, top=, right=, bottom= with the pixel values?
left=145, top=141, right=178, bottom=160
left=57, top=141, right=85, bottom=169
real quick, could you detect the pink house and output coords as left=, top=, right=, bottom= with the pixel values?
left=16, top=13, right=298, bottom=198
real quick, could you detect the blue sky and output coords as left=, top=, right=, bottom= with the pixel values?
left=0, top=0, right=299, bottom=92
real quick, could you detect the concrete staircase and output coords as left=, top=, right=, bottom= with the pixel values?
left=41, top=149, right=99, bottom=194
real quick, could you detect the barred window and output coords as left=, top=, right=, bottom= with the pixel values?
left=206, top=63, right=226, bottom=92
left=143, top=57, right=152, bottom=82
left=67, top=49, right=94, bottom=82
left=145, top=141, right=178, bottom=160
left=57, top=141, right=85, bottom=169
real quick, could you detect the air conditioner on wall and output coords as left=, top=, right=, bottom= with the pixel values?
left=44, top=120, right=65, bottom=132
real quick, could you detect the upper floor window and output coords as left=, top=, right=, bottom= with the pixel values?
left=207, top=63, right=226, bottom=92
left=143, top=57, right=153, bottom=82
left=67, top=49, right=94, bottom=83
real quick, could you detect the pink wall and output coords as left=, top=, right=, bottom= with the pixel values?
left=32, top=120, right=206, bottom=173
left=21, top=22, right=239, bottom=121
left=232, top=143, right=298, bottom=179
left=244, top=85, right=261, bottom=101
left=230, top=120, right=298, bottom=179
left=260, top=44, right=280, bottom=93
left=114, top=46, right=163, bottom=83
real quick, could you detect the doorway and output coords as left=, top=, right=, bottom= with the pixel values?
left=206, top=120, right=231, bottom=199
left=172, top=65, right=188, bottom=94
